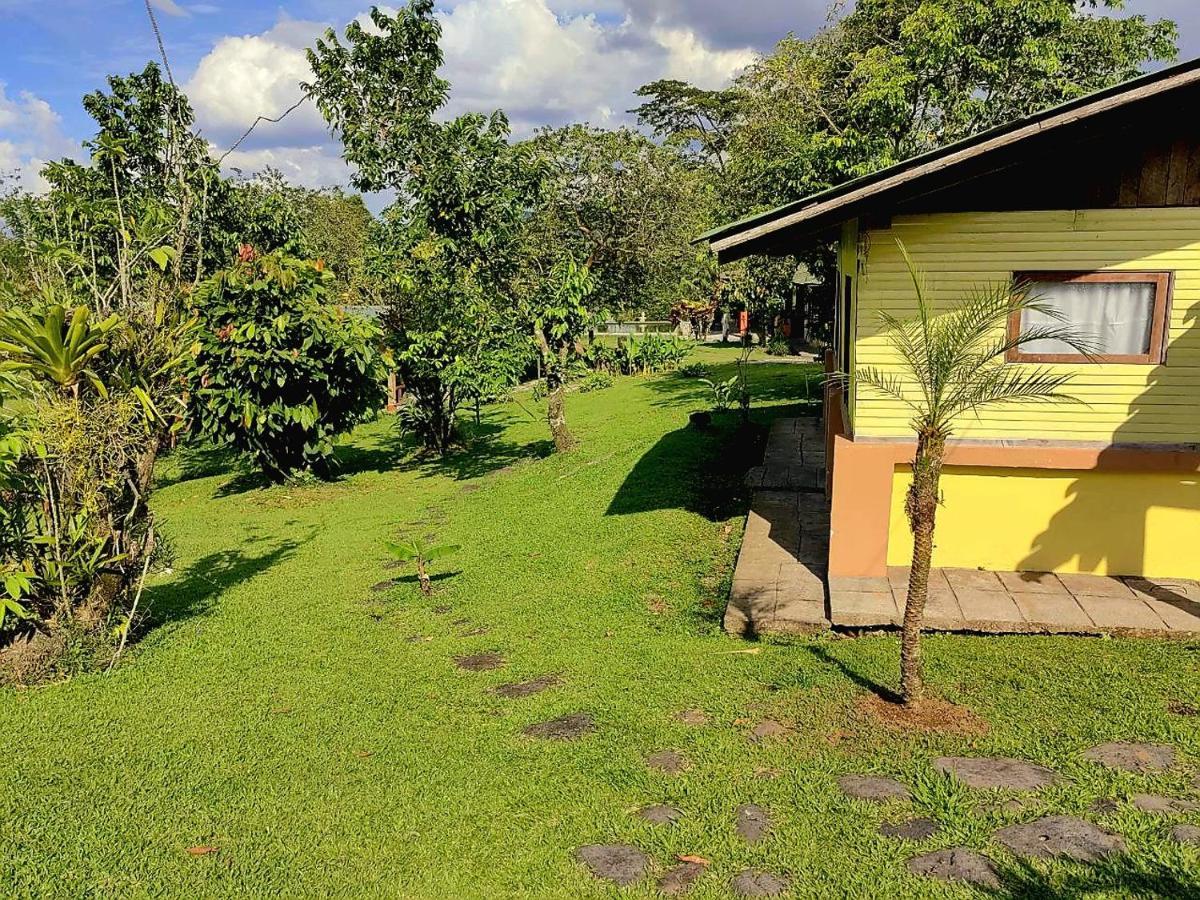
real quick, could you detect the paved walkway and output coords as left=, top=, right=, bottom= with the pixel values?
left=726, top=418, right=1200, bottom=638
left=726, top=419, right=831, bottom=635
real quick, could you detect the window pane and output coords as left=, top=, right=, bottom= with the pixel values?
left=1021, top=280, right=1155, bottom=356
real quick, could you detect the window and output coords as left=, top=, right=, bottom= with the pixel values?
left=1008, top=271, right=1172, bottom=365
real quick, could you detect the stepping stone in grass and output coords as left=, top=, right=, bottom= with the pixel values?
left=371, top=579, right=398, bottom=593
left=730, top=870, right=790, bottom=897
left=494, top=675, right=560, bottom=699
left=749, top=720, right=787, bottom=743
left=523, top=713, right=595, bottom=741
left=907, top=848, right=1000, bottom=889
left=647, top=750, right=689, bottom=774
left=404, top=635, right=432, bottom=644
left=880, top=817, right=940, bottom=841
left=1130, top=794, right=1199, bottom=816
left=838, top=774, right=911, bottom=802
left=1083, top=742, right=1177, bottom=773
left=974, top=799, right=1027, bottom=817
left=658, top=861, right=705, bottom=895
left=575, top=844, right=649, bottom=886
left=451, top=618, right=471, bottom=626
left=433, top=604, right=452, bottom=614
left=1171, top=824, right=1200, bottom=847
left=675, top=708, right=709, bottom=726
left=995, top=815, right=1125, bottom=862
left=934, top=756, right=1060, bottom=791
left=636, top=804, right=683, bottom=826
left=454, top=652, right=505, bottom=672
left=383, top=559, right=405, bottom=571
left=1089, top=798, right=1120, bottom=815
left=462, top=627, right=491, bottom=637
left=735, top=804, right=772, bottom=844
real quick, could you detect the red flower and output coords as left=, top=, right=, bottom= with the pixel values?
left=237, top=244, right=257, bottom=263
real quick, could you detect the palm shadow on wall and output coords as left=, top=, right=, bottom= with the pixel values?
left=1017, top=304, right=1200, bottom=619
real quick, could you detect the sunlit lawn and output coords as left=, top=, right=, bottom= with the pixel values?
left=0, top=346, right=1196, bottom=898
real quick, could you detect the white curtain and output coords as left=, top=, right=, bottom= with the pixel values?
left=1021, top=280, right=1155, bottom=356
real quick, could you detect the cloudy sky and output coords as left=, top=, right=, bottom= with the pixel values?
left=0, top=0, right=1197, bottom=193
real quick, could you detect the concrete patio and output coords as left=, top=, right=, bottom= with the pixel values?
left=726, top=418, right=1200, bottom=638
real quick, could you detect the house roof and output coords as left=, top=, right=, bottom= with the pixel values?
left=701, top=58, right=1200, bottom=262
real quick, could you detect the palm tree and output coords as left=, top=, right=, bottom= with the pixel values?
left=857, top=244, right=1091, bottom=705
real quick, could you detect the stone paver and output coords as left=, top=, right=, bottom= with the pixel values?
left=944, top=568, right=1006, bottom=593
left=829, top=590, right=899, bottom=627
left=523, top=713, right=595, bottom=741
left=880, top=817, right=940, bottom=841
left=647, top=750, right=689, bottom=774
left=998, top=571, right=1068, bottom=595
left=494, top=675, right=560, bottom=698
left=749, top=719, right=788, bottom=743
left=1130, top=794, right=1199, bottom=816
left=1012, top=594, right=1094, bottom=632
left=575, top=844, right=649, bottom=886
left=1083, top=742, right=1177, bottom=773
left=954, top=591, right=1030, bottom=630
left=636, top=804, right=683, bottom=825
left=838, top=774, right=910, bottom=802
left=454, top=652, right=505, bottom=672
left=1171, top=824, right=1200, bottom=846
left=1058, top=573, right=1135, bottom=597
left=675, top=708, right=709, bottom=726
left=730, top=870, right=790, bottom=897
left=995, top=815, right=1125, bottom=862
left=658, top=862, right=705, bottom=895
left=934, top=757, right=1061, bottom=791
left=907, top=848, right=1001, bottom=889
left=1077, top=595, right=1168, bottom=632
left=735, top=804, right=771, bottom=844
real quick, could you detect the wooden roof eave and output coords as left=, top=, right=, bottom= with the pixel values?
left=702, top=60, right=1200, bottom=261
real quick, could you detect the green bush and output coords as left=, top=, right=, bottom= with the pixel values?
left=766, top=335, right=790, bottom=356
left=577, top=371, right=614, bottom=393
left=678, top=362, right=708, bottom=379
left=191, top=251, right=388, bottom=479
left=615, top=334, right=692, bottom=375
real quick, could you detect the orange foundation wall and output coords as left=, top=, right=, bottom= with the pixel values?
left=828, top=436, right=1200, bottom=578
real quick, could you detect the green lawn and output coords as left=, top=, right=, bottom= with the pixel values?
left=1, top=346, right=1197, bottom=898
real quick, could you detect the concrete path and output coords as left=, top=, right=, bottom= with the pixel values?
left=830, top=569, right=1200, bottom=637
left=726, top=419, right=831, bottom=635
left=725, top=417, right=1200, bottom=638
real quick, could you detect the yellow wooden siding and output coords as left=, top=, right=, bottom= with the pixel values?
left=854, top=209, right=1200, bottom=442
left=887, top=466, right=1200, bottom=578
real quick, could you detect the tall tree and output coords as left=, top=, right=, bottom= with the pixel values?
left=306, top=2, right=542, bottom=453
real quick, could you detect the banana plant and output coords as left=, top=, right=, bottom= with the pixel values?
left=384, top=537, right=461, bottom=596
left=0, top=303, right=122, bottom=399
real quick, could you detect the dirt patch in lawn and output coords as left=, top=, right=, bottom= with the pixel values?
left=856, top=694, right=989, bottom=736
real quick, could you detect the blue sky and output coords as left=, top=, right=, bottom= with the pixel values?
left=0, top=0, right=1196, bottom=192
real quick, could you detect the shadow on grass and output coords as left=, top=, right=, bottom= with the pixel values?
left=803, top=644, right=901, bottom=704
left=140, top=531, right=313, bottom=633
left=987, top=855, right=1200, bottom=899
left=155, top=441, right=248, bottom=490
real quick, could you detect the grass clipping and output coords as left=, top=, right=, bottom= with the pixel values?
left=856, top=694, right=990, bottom=736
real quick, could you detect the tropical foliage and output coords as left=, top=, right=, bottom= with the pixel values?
left=190, top=250, right=387, bottom=480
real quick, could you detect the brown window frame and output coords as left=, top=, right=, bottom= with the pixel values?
left=1006, top=271, right=1173, bottom=365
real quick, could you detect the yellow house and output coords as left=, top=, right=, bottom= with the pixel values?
left=703, top=60, right=1200, bottom=583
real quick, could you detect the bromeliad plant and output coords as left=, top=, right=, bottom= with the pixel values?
left=384, top=537, right=461, bottom=596
left=855, top=243, right=1091, bottom=705
left=0, top=303, right=122, bottom=399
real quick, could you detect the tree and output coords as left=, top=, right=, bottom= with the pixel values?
left=629, top=79, right=743, bottom=174
left=190, top=250, right=387, bottom=480
left=525, top=125, right=718, bottom=320
left=856, top=246, right=1090, bottom=704
left=525, top=259, right=596, bottom=452
left=723, top=0, right=1177, bottom=213
left=306, top=2, right=545, bottom=454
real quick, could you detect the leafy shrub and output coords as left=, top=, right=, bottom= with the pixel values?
left=191, top=251, right=389, bottom=479
left=385, top=536, right=460, bottom=595
left=678, top=362, right=708, bottom=379
left=700, top=375, right=738, bottom=412
left=581, top=341, right=618, bottom=373
left=767, top=335, right=790, bottom=356
left=577, top=371, right=614, bottom=393
left=615, top=334, right=693, bottom=375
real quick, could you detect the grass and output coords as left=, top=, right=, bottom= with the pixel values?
left=1, top=345, right=1197, bottom=898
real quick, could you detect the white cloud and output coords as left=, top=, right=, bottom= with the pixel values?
left=0, top=84, right=79, bottom=193
left=219, top=144, right=354, bottom=189
left=149, top=0, right=189, bottom=17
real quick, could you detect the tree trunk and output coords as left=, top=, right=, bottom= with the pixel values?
left=417, top=559, right=431, bottom=596
left=546, top=373, right=576, bottom=452
left=900, top=427, right=946, bottom=704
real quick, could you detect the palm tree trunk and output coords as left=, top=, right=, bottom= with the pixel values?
left=900, top=427, right=946, bottom=704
